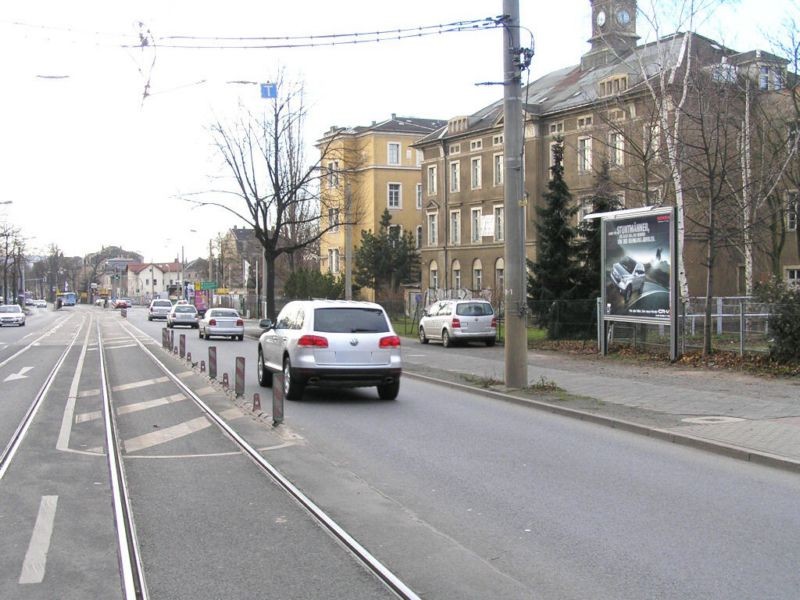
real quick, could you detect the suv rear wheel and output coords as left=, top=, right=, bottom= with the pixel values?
left=283, top=357, right=305, bottom=400
left=377, top=379, right=400, bottom=400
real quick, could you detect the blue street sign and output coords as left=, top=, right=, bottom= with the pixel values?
left=260, top=83, right=277, bottom=99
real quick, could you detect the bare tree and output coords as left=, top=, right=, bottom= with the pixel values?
left=183, top=73, right=360, bottom=318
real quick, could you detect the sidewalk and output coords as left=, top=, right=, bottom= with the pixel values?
left=244, top=320, right=800, bottom=473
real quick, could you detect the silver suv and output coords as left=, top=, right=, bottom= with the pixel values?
left=257, top=300, right=402, bottom=400
left=418, top=299, right=496, bottom=347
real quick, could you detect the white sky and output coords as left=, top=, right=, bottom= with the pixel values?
left=0, top=0, right=795, bottom=264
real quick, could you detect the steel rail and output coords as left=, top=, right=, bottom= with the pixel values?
left=98, top=322, right=149, bottom=600
left=120, top=322, right=421, bottom=600
left=0, top=317, right=84, bottom=481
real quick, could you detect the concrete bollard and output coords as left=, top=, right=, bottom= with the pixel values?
left=253, top=393, right=261, bottom=411
left=222, top=372, right=229, bottom=389
left=200, top=360, right=206, bottom=373
left=179, top=334, right=186, bottom=359
left=208, top=347, right=217, bottom=379
left=162, top=328, right=169, bottom=349
left=235, top=357, right=245, bottom=397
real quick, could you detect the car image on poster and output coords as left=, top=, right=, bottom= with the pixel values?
left=603, top=209, right=673, bottom=320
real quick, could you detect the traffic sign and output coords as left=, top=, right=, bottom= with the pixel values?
left=200, top=281, right=218, bottom=290
left=260, top=83, right=277, bottom=99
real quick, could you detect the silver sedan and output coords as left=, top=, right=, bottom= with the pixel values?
left=198, top=308, right=245, bottom=341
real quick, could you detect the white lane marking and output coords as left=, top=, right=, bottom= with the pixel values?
left=0, top=316, right=73, bottom=369
left=4, top=366, right=33, bottom=382
left=219, top=408, right=243, bottom=420
left=78, top=389, right=100, bottom=398
left=56, top=320, right=93, bottom=453
left=19, top=496, right=58, bottom=584
left=105, top=343, right=138, bottom=350
left=75, top=410, right=102, bottom=424
left=176, top=371, right=194, bottom=379
left=195, top=386, right=216, bottom=396
left=117, top=393, right=186, bottom=415
left=124, top=417, right=211, bottom=453
left=112, top=376, right=169, bottom=392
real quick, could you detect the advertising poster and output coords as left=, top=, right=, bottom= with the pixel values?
left=604, top=210, right=673, bottom=320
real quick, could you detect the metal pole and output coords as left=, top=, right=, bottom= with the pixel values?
left=345, top=182, right=353, bottom=300
left=502, top=0, right=528, bottom=388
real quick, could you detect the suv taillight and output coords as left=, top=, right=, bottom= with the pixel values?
left=379, top=335, right=401, bottom=348
left=297, top=335, right=329, bottom=348
left=491, top=317, right=497, bottom=328
left=451, top=317, right=461, bottom=329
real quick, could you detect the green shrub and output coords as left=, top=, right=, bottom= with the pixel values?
left=753, top=278, right=800, bottom=363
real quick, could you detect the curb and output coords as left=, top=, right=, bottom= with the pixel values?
left=403, top=371, right=800, bottom=474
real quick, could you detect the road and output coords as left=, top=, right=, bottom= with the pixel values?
left=1, top=304, right=799, bottom=599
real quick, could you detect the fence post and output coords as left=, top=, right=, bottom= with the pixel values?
left=739, top=301, right=745, bottom=357
left=717, top=297, right=723, bottom=335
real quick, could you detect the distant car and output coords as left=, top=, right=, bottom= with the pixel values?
left=0, top=304, right=26, bottom=327
left=35, top=299, right=47, bottom=308
left=610, top=256, right=646, bottom=302
left=418, top=299, right=497, bottom=348
left=198, top=308, right=244, bottom=340
left=112, top=298, right=132, bottom=309
left=167, top=304, right=199, bottom=328
left=148, top=299, right=173, bottom=320
left=24, top=298, right=35, bottom=306
left=256, top=300, right=402, bottom=400
left=95, top=298, right=105, bottom=307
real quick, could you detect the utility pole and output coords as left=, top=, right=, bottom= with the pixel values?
left=503, top=0, right=529, bottom=388
left=344, top=182, right=353, bottom=300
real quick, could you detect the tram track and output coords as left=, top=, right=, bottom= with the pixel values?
left=96, top=317, right=420, bottom=599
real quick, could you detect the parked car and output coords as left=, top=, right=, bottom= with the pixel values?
left=35, top=299, right=47, bottom=308
left=113, top=298, right=132, bottom=309
left=610, top=256, right=646, bottom=302
left=147, top=299, right=173, bottom=320
left=167, top=304, right=199, bottom=328
left=198, top=307, right=244, bottom=340
left=418, top=299, right=497, bottom=348
left=0, top=304, right=26, bottom=326
left=257, top=300, right=402, bottom=400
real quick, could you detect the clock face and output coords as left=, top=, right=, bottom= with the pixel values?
left=617, top=9, right=631, bottom=25
left=596, top=10, right=606, bottom=27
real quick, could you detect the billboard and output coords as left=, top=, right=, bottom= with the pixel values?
left=602, top=208, right=674, bottom=321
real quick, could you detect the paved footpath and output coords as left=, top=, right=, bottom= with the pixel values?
left=399, top=344, right=800, bottom=473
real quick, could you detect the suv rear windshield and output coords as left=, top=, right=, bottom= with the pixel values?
left=455, top=302, right=494, bottom=316
left=313, top=308, right=390, bottom=333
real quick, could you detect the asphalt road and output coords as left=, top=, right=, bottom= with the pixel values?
left=2, top=304, right=799, bottom=599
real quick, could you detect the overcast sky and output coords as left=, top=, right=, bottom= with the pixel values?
left=0, top=0, right=795, bottom=264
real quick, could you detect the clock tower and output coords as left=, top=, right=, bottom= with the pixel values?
left=582, top=0, right=639, bottom=70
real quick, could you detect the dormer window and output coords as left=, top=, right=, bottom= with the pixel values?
left=599, top=75, right=628, bottom=97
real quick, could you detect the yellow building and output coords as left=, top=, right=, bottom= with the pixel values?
left=316, top=114, right=444, bottom=300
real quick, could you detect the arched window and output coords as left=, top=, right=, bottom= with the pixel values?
left=472, top=258, right=483, bottom=291
left=452, top=259, right=461, bottom=290
left=429, top=260, right=439, bottom=289
left=495, top=257, right=505, bottom=293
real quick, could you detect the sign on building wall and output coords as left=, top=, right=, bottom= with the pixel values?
left=602, top=208, right=675, bottom=321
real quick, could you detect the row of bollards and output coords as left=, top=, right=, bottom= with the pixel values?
left=161, top=327, right=283, bottom=425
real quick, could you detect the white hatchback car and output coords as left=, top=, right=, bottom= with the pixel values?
left=148, top=299, right=173, bottom=320
left=257, top=300, right=402, bottom=400
left=0, top=304, right=25, bottom=326
left=198, top=308, right=244, bottom=341
left=418, top=299, right=497, bottom=347
left=167, top=304, right=199, bottom=328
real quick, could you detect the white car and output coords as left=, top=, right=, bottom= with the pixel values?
left=418, top=299, right=497, bottom=347
left=167, top=304, right=199, bottom=328
left=0, top=304, right=26, bottom=326
left=147, top=299, right=173, bottom=320
left=198, top=308, right=244, bottom=340
left=257, top=300, right=402, bottom=400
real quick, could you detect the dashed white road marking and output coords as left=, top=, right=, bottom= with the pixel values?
left=124, top=416, right=211, bottom=453
left=219, top=408, right=243, bottom=420
left=19, top=496, right=58, bottom=585
left=105, top=343, right=138, bottom=350
left=78, top=389, right=100, bottom=398
left=116, top=393, right=187, bottom=415
left=75, top=410, right=102, bottom=424
left=112, top=376, right=169, bottom=392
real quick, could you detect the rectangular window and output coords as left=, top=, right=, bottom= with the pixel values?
left=427, top=213, right=438, bottom=246
left=759, top=66, right=770, bottom=90
left=493, top=134, right=504, bottom=146
left=473, top=268, right=482, bottom=290
left=549, top=141, right=559, bottom=179
left=788, top=191, right=798, bottom=231
left=449, top=143, right=461, bottom=154
left=449, top=210, right=461, bottom=245
left=427, top=165, right=437, bottom=195
left=493, top=153, right=504, bottom=186
left=470, top=139, right=483, bottom=151
left=786, top=268, right=800, bottom=288
left=327, top=161, right=339, bottom=187
left=415, top=225, right=422, bottom=249
left=493, top=205, right=504, bottom=242
left=416, top=183, right=423, bottom=209
left=453, top=269, right=461, bottom=290
left=388, top=225, right=401, bottom=247
left=471, top=208, right=482, bottom=243
left=388, top=142, right=401, bottom=165
left=577, top=115, right=593, bottom=129
left=328, top=248, right=340, bottom=274
left=471, top=157, right=482, bottom=189
left=609, top=132, right=624, bottom=167
left=430, top=267, right=439, bottom=289
left=328, top=207, right=340, bottom=233
left=388, top=183, right=401, bottom=209
left=578, top=137, right=592, bottom=172
left=647, top=188, right=662, bottom=205
left=449, top=161, right=460, bottom=193
left=549, top=122, right=564, bottom=136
